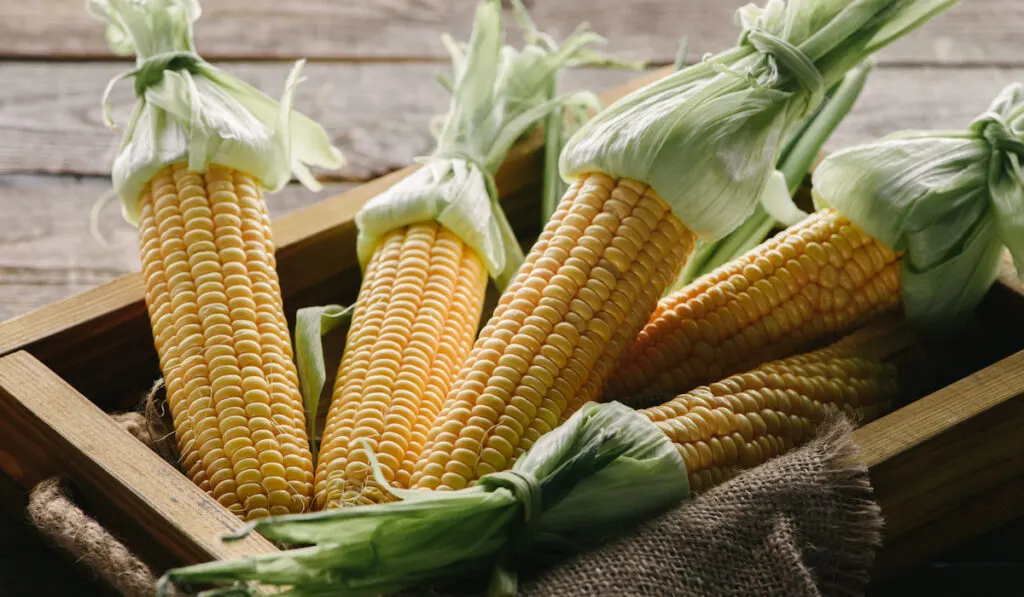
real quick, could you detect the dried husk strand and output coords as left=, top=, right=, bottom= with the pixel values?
left=812, top=82, right=1024, bottom=329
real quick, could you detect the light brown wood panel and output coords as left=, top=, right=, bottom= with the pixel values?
left=0, top=176, right=355, bottom=322
left=0, top=351, right=279, bottom=570
left=0, top=62, right=640, bottom=179
left=2, top=62, right=1021, bottom=179
left=0, top=0, right=1016, bottom=65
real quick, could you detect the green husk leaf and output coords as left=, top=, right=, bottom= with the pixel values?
left=540, top=77, right=566, bottom=224
left=673, top=35, right=691, bottom=71
left=293, top=305, right=354, bottom=450
left=560, top=0, right=959, bottom=243
left=759, top=169, right=808, bottom=226
left=159, top=402, right=689, bottom=597
left=356, top=0, right=626, bottom=290
left=812, top=83, right=1024, bottom=330
left=89, top=0, right=344, bottom=225
left=671, top=59, right=872, bottom=290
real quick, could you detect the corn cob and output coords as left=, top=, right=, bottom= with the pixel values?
left=93, top=0, right=343, bottom=520
left=605, top=208, right=902, bottom=404
left=409, top=174, right=696, bottom=491
left=312, top=0, right=625, bottom=508
left=141, top=164, right=315, bottom=518
left=641, top=322, right=903, bottom=493
left=314, top=222, right=487, bottom=507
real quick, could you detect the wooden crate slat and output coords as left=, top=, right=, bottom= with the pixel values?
left=0, top=351, right=279, bottom=567
left=872, top=473, right=1024, bottom=581
left=855, top=348, right=1024, bottom=549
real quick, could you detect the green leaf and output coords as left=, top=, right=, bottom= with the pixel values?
left=294, top=304, right=354, bottom=452
left=758, top=169, right=808, bottom=226
left=668, top=59, right=871, bottom=290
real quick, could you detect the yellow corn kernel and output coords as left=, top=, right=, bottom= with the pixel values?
left=607, top=209, right=902, bottom=403
left=641, top=331, right=898, bottom=494
left=409, top=173, right=697, bottom=491
left=314, top=222, right=487, bottom=509
left=140, top=163, right=314, bottom=520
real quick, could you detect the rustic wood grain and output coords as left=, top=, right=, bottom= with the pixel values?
left=0, top=351, right=280, bottom=570
left=0, top=176, right=355, bottom=322
left=2, top=62, right=1021, bottom=180
left=0, top=0, right=1017, bottom=65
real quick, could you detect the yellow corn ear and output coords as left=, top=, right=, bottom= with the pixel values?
left=607, top=209, right=902, bottom=403
left=140, top=163, right=314, bottom=520
left=641, top=330, right=897, bottom=494
left=409, top=173, right=696, bottom=491
left=314, top=222, right=487, bottom=508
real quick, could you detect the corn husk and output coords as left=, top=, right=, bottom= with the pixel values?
left=158, top=402, right=689, bottom=597
left=355, top=0, right=626, bottom=290
left=812, top=83, right=1024, bottom=329
left=89, top=0, right=344, bottom=225
left=672, top=59, right=873, bottom=291
left=293, top=304, right=354, bottom=452
left=560, top=0, right=959, bottom=242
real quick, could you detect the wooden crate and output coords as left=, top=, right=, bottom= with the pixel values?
left=0, top=67, right=1022, bottom=587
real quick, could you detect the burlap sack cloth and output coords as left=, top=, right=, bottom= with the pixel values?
left=26, top=401, right=880, bottom=597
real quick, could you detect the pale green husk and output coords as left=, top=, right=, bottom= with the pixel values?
left=355, top=0, right=628, bottom=289
left=672, top=59, right=872, bottom=291
left=812, top=83, right=1024, bottom=329
left=158, top=402, right=689, bottom=597
left=560, top=0, right=959, bottom=242
left=293, top=304, right=354, bottom=455
left=89, top=0, right=344, bottom=225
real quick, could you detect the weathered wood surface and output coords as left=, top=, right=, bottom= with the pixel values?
left=0, top=0, right=1018, bottom=65
left=2, top=63, right=1022, bottom=179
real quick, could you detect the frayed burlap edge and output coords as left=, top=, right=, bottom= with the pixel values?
left=797, top=414, right=884, bottom=597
